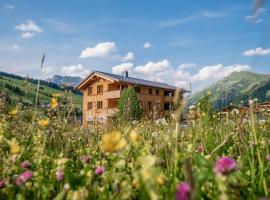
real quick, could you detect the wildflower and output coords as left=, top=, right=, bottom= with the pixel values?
left=56, top=169, right=65, bottom=181
left=102, top=131, right=126, bottom=153
left=151, top=132, right=158, bottom=138
left=230, top=109, right=240, bottom=115
left=52, top=93, right=61, bottom=97
left=176, top=182, right=191, bottom=200
left=51, top=97, right=59, bottom=109
left=189, top=105, right=196, bottom=110
left=8, top=139, right=20, bottom=155
left=156, top=174, right=165, bottom=185
left=214, top=157, right=237, bottom=175
left=0, top=180, right=5, bottom=189
left=16, top=170, right=33, bottom=186
left=95, top=166, right=105, bottom=175
left=81, top=155, right=91, bottom=164
left=266, top=155, right=270, bottom=161
left=21, top=160, right=30, bottom=169
left=207, top=91, right=212, bottom=96
left=129, top=130, right=143, bottom=142
left=196, top=144, right=204, bottom=154
left=38, top=118, right=49, bottom=127
left=9, top=108, right=18, bottom=116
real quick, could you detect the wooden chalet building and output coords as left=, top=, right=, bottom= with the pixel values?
left=76, top=71, right=187, bottom=126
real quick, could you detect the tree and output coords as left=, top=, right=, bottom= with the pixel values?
left=117, top=88, right=143, bottom=122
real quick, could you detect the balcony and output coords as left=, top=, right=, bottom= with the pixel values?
left=164, top=95, right=174, bottom=102
left=105, top=90, right=121, bottom=99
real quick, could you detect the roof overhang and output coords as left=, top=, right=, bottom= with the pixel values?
left=76, top=71, right=118, bottom=90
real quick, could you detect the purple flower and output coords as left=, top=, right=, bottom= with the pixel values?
left=266, top=155, right=270, bottom=161
left=214, top=157, right=237, bottom=175
left=56, top=170, right=65, bottom=181
left=16, top=170, right=33, bottom=186
left=176, top=182, right=191, bottom=200
left=81, top=155, right=91, bottom=164
left=95, top=166, right=105, bottom=175
left=0, top=180, right=5, bottom=189
left=21, top=160, right=30, bottom=169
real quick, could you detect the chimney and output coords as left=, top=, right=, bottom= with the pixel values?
left=124, top=70, right=128, bottom=77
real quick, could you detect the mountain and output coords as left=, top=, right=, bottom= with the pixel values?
left=47, top=75, right=82, bottom=87
left=189, top=71, right=270, bottom=110
left=0, top=71, right=82, bottom=108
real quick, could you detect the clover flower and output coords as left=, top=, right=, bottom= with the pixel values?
left=56, top=169, right=65, bottom=181
left=196, top=144, right=204, bottom=154
left=81, top=155, right=91, bottom=164
left=21, top=160, right=30, bottom=169
left=0, top=180, right=5, bottom=189
left=266, top=155, right=270, bottom=161
left=214, top=157, right=237, bottom=175
left=16, top=170, right=33, bottom=186
left=95, top=166, right=105, bottom=175
left=176, top=182, right=191, bottom=200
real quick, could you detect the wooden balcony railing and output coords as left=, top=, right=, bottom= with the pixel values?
left=105, top=90, right=121, bottom=99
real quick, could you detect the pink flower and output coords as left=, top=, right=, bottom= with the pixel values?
left=214, top=157, right=237, bottom=175
left=56, top=170, right=64, bottom=181
left=266, top=155, right=270, bottom=161
left=15, top=170, right=33, bottom=186
left=81, top=156, right=91, bottom=164
left=95, top=166, right=105, bottom=175
left=176, top=182, right=191, bottom=200
left=21, top=160, right=30, bottom=169
left=0, top=180, right=5, bottom=189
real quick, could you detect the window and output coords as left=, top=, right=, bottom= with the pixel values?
left=164, top=91, right=174, bottom=96
left=97, top=85, right=103, bottom=94
left=88, top=102, right=93, bottom=110
left=135, top=87, right=141, bottom=93
left=97, top=101, right=103, bottom=109
left=164, top=102, right=172, bottom=110
left=148, top=102, right=152, bottom=110
left=156, top=89, right=159, bottom=95
left=88, top=87, right=93, bottom=95
left=148, top=88, right=152, bottom=95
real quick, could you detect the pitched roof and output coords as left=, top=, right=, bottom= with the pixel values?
left=76, top=70, right=188, bottom=91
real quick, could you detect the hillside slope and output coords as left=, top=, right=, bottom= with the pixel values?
left=0, top=71, right=82, bottom=108
left=189, top=71, right=270, bottom=110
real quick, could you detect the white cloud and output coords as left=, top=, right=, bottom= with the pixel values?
left=122, top=52, right=135, bottom=62
left=80, top=42, right=117, bottom=58
left=5, top=5, right=14, bottom=10
left=245, top=8, right=266, bottom=23
left=243, top=47, right=270, bottom=56
left=41, top=66, right=54, bottom=75
left=178, top=62, right=196, bottom=69
left=15, top=20, right=42, bottom=39
left=15, top=20, right=42, bottom=33
left=21, top=32, right=35, bottom=39
left=134, top=59, right=171, bottom=75
left=192, top=64, right=250, bottom=81
left=143, top=42, right=152, bottom=48
left=112, top=63, right=134, bottom=74
left=61, top=64, right=90, bottom=78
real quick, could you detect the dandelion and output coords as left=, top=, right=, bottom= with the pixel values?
left=9, top=108, right=18, bottom=116
left=176, top=182, right=191, bottom=200
left=38, top=118, right=49, bottom=127
left=0, top=180, right=5, bottom=189
left=8, top=139, right=20, bottom=155
left=16, top=170, right=33, bottom=186
left=95, top=166, right=105, bottom=175
left=51, top=97, right=59, bottom=109
left=102, top=131, right=126, bottom=153
left=81, top=155, right=91, bottom=164
left=56, top=169, right=65, bottom=181
left=21, top=160, right=30, bottom=169
left=129, top=130, right=143, bottom=142
left=151, top=132, right=158, bottom=138
left=214, top=157, right=237, bottom=175
left=230, top=109, right=240, bottom=115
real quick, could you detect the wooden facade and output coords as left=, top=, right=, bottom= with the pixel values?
left=76, top=71, right=182, bottom=126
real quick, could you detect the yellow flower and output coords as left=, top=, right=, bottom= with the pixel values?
left=207, top=91, right=212, bottom=96
left=102, top=131, right=126, bottom=153
left=52, top=93, right=61, bottom=97
left=129, top=130, right=143, bottom=142
left=51, top=97, right=59, bottom=109
left=9, top=109, right=18, bottom=116
left=156, top=174, right=165, bottom=185
left=38, top=118, right=49, bottom=127
left=8, top=139, right=21, bottom=155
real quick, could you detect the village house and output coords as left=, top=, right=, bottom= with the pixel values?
left=76, top=71, right=187, bottom=126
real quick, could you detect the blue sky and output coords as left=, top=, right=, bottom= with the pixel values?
left=0, top=0, right=270, bottom=92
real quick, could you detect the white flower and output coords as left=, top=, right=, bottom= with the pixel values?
left=189, top=105, right=196, bottom=110
left=230, top=109, right=240, bottom=115
left=151, top=132, right=158, bottom=138
left=249, top=100, right=254, bottom=105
